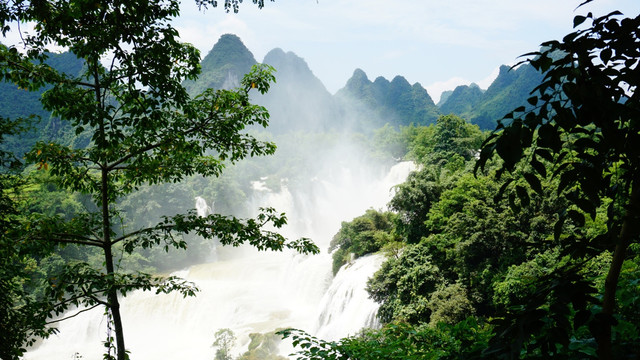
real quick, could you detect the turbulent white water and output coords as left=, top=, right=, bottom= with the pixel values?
left=26, top=161, right=414, bottom=360
left=195, top=196, right=212, bottom=217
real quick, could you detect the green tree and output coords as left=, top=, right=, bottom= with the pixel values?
left=213, top=328, right=236, bottom=360
left=476, top=6, right=640, bottom=359
left=405, top=115, right=483, bottom=166
left=366, top=242, right=443, bottom=324
left=0, top=1, right=316, bottom=359
left=237, top=331, right=288, bottom=360
left=388, top=167, right=443, bottom=243
left=329, top=209, right=397, bottom=275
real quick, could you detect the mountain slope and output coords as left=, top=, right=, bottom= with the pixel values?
left=0, top=51, right=86, bottom=157
left=1, top=34, right=548, bottom=149
left=255, top=48, right=341, bottom=133
left=439, top=83, right=484, bottom=116
left=335, top=69, right=440, bottom=130
left=183, top=34, right=257, bottom=94
left=438, top=64, right=543, bottom=129
left=470, top=64, right=543, bottom=129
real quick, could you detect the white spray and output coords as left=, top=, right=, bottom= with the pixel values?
left=25, top=161, right=415, bottom=360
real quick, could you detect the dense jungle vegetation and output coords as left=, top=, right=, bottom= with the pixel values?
left=282, top=8, right=640, bottom=360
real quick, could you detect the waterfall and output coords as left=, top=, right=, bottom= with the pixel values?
left=195, top=196, right=212, bottom=217
left=25, top=162, right=415, bottom=360
left=314, top=253, right=386, bottom=340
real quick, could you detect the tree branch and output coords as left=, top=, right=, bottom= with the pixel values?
left=47, top=234, right=103, bottom=247
left=110, top=224, right=174, bottom=246
left=45, top=304, right=102, bottom=325
left=104, top=114, right=216, bottom=171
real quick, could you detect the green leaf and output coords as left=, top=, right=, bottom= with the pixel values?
left=537, top=124, right=562, bottom=153
left=508, top=192, right=520, bottom=213
left=567, top=209, right=585, bottom=227
left=535, top=148, right=553, bottom=162
left=600, top=48, right=613, bottom=64
left=568, top=193, right=596, bottom=219
left=523, top=172, right=543, bottom=194
left=573, top=15, right=587, bottom=28
left=495, top=125, right=523, bottom=170
left=495, top=178, right=513, bottom=203
left=554, top=216, right=566, bottom=241
left=516, top=185, right=530, bottom=207
left=530, top=156, right=547, bottom=178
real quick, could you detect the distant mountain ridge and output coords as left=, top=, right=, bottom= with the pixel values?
left=0, top=34, right=545, bottom=157
left=439, top=83, right=484, bottom=116
left=184, top=34, right=542, bottom=132
left=257, top=48, right=341, bottom=132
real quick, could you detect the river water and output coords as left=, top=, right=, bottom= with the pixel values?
left=25, top=161, right=414, bottom=360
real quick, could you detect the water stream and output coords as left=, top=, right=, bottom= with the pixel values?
left=25, top=161, right=414, bottom=360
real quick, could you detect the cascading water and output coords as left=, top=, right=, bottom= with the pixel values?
left=25, top=161, right=415, bottom=360
left=313, top=253, right=386, bottom=341
left=195, top=196, right=212, bottom=217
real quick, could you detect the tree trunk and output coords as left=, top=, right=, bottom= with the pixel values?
left=105, top=244, right=127, bottom=360
left=596, top=177, right=639, bottom=360
left=93, top=57, right=127, bottom=360
left=102, top=162, right=126, bottom=360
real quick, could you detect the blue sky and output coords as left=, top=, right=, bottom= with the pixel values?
left=3, top=1, right=638, bottom=102
left=175, top=0, right=640, bottom=102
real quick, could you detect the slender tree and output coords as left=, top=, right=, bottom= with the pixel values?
left=212, top=328, right=236, bottom=360
left=0, top=1, right=316, bottom=359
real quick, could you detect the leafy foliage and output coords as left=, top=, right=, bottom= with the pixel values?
left=279, top=318, right=491, bottom=360
left=329, top=209, right=398, bottom=275
left=366, top=242, right=443, bottom=324
left=476, top=8, right=640, bottom=360
left=0, top=1, right=319, bottom=359
left=0, top=117, right=57, bottom=359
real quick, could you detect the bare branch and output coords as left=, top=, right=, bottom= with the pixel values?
left=45, top=304, right=102, bottom=325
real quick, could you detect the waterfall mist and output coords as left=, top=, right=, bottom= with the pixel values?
left=26, top=129, right=414, bottom=360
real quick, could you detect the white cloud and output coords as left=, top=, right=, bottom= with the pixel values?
left=426, top=77, right=471, bottom=105
left=476, top=66, right=501, bottom=90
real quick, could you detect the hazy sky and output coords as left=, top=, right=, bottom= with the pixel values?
left=3, top=1, right=638, bottom=102
left=176, top=0, right=640, bottom=102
